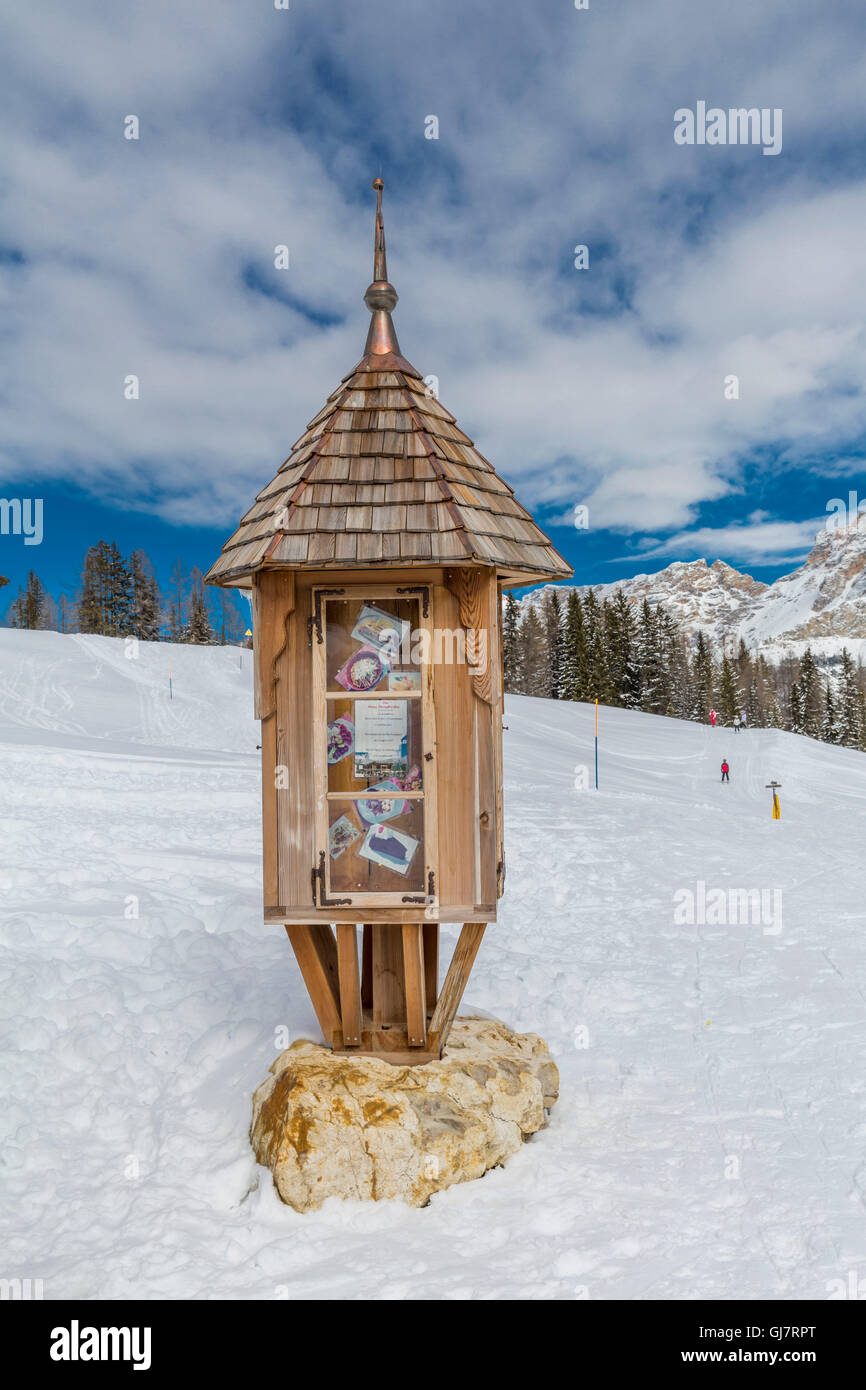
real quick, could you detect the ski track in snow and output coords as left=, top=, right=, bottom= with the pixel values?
left=1, top=630, right=865, bottom=1300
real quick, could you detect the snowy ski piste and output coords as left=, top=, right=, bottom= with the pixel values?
left=2, top=628, right=865, bottom=1300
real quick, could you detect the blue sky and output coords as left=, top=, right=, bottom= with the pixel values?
left=1, top=0, right=866, bottom=605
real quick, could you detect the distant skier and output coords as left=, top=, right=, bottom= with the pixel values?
left=721, top=759, right=730, bottom=783
left=710, top=708, right=717, bottom=727
left=733, top=715, right=741, bottom=733
left=740, top=708, right=747, bottom=728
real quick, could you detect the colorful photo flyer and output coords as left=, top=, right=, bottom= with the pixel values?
left=351, top=604, right=408, bottom=658
left=327, top=715, right=354, bottom=764
left=388, top=670, right=421, bottom=692
left=334, top=644, right=390, bottom=693
left=328, top=815, right=360, bottom=859
left=354, top=780, right=408, bottom=824
left=353, top=699, right=408, bottom=777
left=358, top=824, right=420, bottom=876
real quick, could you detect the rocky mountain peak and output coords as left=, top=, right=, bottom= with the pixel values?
left=519, top=520, right=866, bottom=662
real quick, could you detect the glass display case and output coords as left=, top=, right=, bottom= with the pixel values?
left=312, top=588, right=435, bottom=906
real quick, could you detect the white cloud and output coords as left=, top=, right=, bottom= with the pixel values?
left=1, top=0, right=865, bottom=542
left=619, top=518, right=825, bottom=566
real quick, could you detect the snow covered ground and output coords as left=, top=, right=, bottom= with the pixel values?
left=2, top=629, right=866, bottom=1301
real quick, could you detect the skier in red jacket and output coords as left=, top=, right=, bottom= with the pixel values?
left=721, top=759, right=730, bottom=783
left=710, top=708, right=717, bottom=727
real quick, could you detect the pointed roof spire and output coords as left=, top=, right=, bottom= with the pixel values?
left=362, top=177, right=402, bottom=360
left=206, top=176, right=573, bottom=589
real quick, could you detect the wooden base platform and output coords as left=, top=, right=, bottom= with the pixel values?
left=284, top=921, right=486, bottom=1064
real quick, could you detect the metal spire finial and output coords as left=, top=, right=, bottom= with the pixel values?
left=373, top=176, right=387, bottom=282
left=363, top=177, right=401, bottom=357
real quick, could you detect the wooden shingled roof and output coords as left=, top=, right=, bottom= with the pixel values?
left=206, top=181, right=572, bottom=589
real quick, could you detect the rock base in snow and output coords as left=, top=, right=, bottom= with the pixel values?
left=250, top=1016, right=559, bottom=1211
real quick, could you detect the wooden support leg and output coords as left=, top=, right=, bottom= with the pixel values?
left=336, top=924, right=362, bottom=1047
left=423, top=923, right=439, bottom=1013
left=372, top=924, right=405, bottom=1027
left=428, top=922, right=486, bottom=1054
left=402, top=924, right=426, bottom=1048
left=361, top=924, right=373, bottom=1009
left=284, top=924, right=341, bottom=1043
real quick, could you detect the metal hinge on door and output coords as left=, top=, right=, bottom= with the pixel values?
left=307, top=588, right=345, bottom=646
left=395, top=585, right=430, bottom=617
left=402, top=869, right=435, bottom=906
left=312, top=850, right=351, bottom=907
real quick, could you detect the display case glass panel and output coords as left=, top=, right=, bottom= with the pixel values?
left=326, top=797, right=425, bottom=895
left=327, top=697, right=423, bottom=794
left=325, top=596, right=421, bottom=692
left=315, top=589, right=432, bottom=904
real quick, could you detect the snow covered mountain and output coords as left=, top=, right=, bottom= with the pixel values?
left=523, top=518, right=866, bottom=661
left=2, top=629, right=866, bottom=1299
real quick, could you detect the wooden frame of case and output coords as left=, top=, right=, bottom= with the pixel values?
left=254, top=565, right=503, bottom=928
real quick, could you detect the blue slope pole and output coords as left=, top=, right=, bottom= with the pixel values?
left=595, top=698, right=599, bottom=790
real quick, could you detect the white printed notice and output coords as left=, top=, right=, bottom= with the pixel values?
left=353, top=699, right=408, bottom=777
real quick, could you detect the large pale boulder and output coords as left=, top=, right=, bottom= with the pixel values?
left=250, top=1016, right=558, bottom=1211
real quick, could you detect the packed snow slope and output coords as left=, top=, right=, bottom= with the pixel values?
left=2, top=629, right=866, bottom=1301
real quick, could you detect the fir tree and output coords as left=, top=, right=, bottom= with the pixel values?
left=837, top=648, right=862, bottom=748
left=582, top=588, right=600, bottom=653
left=185, top=568, right=215, bottom=644
left=541, top=590, right=564, bottom=699
left=42, top=593, right=60, bottom=631
left=217, top=589, right=250, bottom=647
left=78, top=546, right=103, bottom=633
left=858, top=690, right=866, bottom=752
left=59, top=594, right=76, bottom=634
left=502, top=592, right=522, bottom=694
left=130, top=550, right=162, bottom=641
left=749, top=656, right=771, bottom=727
left=78, top=542, right=132, bottom=636
left=8, top=571, right=48, bottom=629
left=766, top=694, right=783, bottom=729
left=561, top=590, right=589, bottom=702
left=798, top=647, right=824, bottom=739
left=789, top=679, right=803, bottom=734
left=519, top=607, right=546, bottom=695
left=606, top=590, right=640, bottom=709
left=822, top=679, right=838, bottom=744
left=168, top=559, right=185, bottom=642
left=659, top=608, right=690, bottom=717
left=583, top=589, right=611, bottom=702
left=691, top=630, right=714, bottom=723
left=637, top=599, right=665, bottom=713
left=718, top=654, right=741, bottom=726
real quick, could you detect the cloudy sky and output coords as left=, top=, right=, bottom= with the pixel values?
left=1, top=0, right=865, bottom=600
